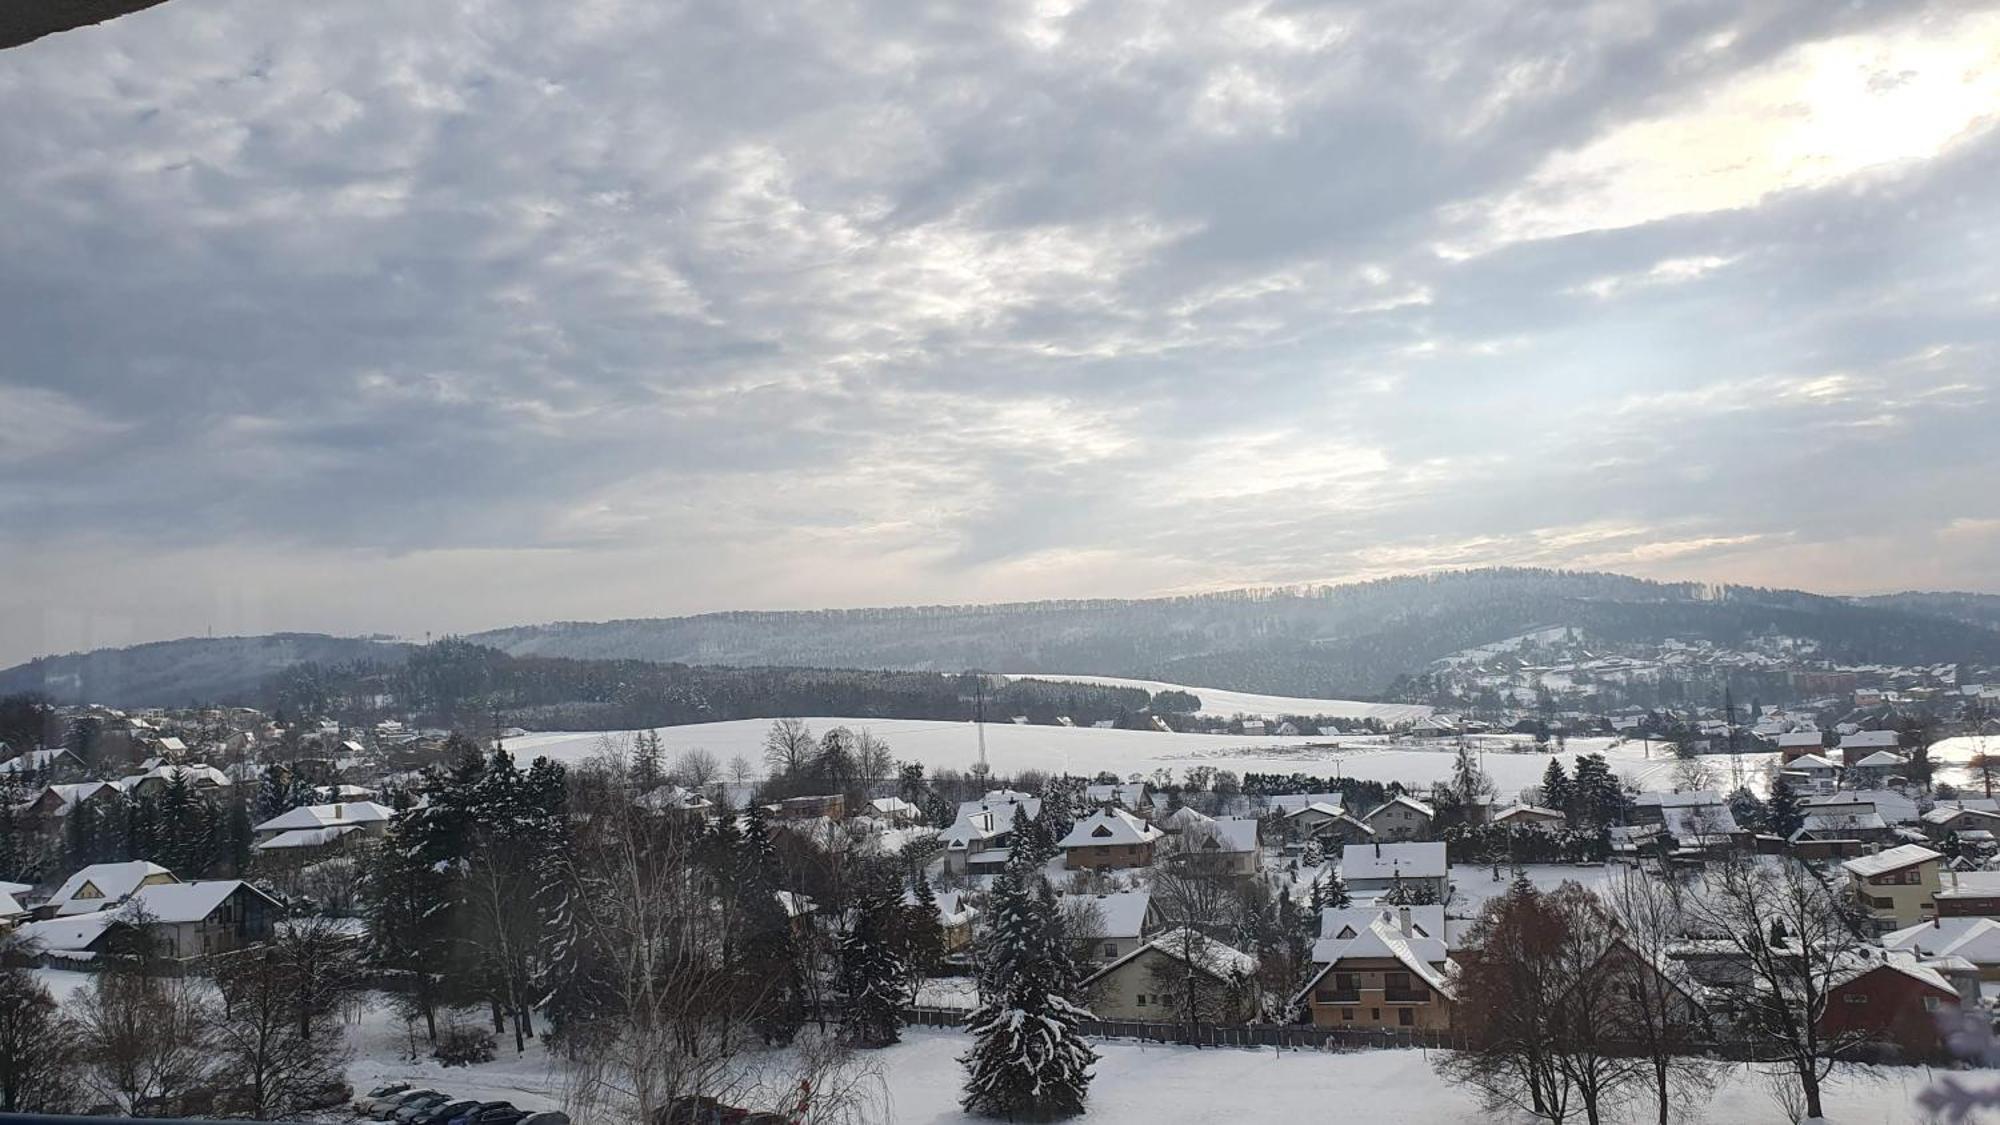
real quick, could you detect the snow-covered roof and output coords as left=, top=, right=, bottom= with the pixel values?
left=0, top=748, right=76, bottom=774
left=1085, top=782, right=1146, bottom=808
left=1923, top=802, right=2000, bottom=826
left=255, top=825, right=363, bottom=851
left=121, top=762, right=231, bottom=788
left=1157, top=805, right=1215, bottom=831
left=49, top=861, right=177, bottom=915
left=1833, top=953, right=1957, bottom=998
left=1884, top=917, right=2000, bottom=965
left=1364, top=794, right=1435, bottom=821
left=128, top=880, right=275, bottom=924
left=1318, top=904, right=1447, bottom=947
left=1851, top=751, right=1907, bottom=769
left=1060, top=807, right=1163, bottom=849
left=13, top=910, right=122, bottom=952
left=0, top=891, right=23, bottom=919
left=254, top=800, right=395, bottom=833
left=1776, top=732, right=1826, bottom=748
left=866, top=797, right=918, bottom=816
left=943, top=792, right=1042, bottom=847
left=636, top=785, right=712, bottom=812
left=1296, top=909, right=1456, bottom=1004
left=1934, top=871, right=2000, bottom=899
left=1792, top=810, right=1888, bottom=838
left=1183, top=816, right=1259, bottom=855
left=1842, top=844, right=1942, bottom=880
left=33, top=780, right=125, bottom=814
left=1283, top=801, right=1346, bottom=821
left=1066, top=890, right=1152, bottom=938
left=1341, top=842, right=1447, bottom=882
left=1839, top=730, right=1902, bottom=750
left=1786, top=753, right=1839, bottom=771
left=1661, top=802, right=1742, bottom=842
left=1492, top=803, right=1564, bottom=823
left=1267, top=793, right=1343, bottom=815
left=1634, top=790, right=1724, bottom=809
left=1085, top=928, right=1255, bottom=986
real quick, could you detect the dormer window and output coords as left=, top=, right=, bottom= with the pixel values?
left=1091, top=825, right=1113, bottom=838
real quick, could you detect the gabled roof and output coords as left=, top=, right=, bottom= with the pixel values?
left=1341, top=842, right=1447, bottom=882
left=1787, top=753, right=1839, bottom=770
left=1268, top=793, right=1343, bottom=815
left=1157, top=805, right=1214, bottom=831
left=1923, top=802, right=2000, bottom=826
left=1284, top=801, right=1347, bottom=821
left=1184, top=816, right=1258, bottom=854
left=1294, top=910, right=1456, bottom=1005
left=49, top=861, right=177, bottom=915
left=1842, top=844, right=1943, bottom=879
left=1884, top=917, right=2000, bottom=965
left=1776, top=731, right=1826, bottom=748
left=1060, top=807, right=1163, bottom=849
left=1083, top=928, right=1255, bottom=988
left=1851, top=751, right=1907, bottom=769
left=1839, top=730, right=1901, bottom=749
left=255, top=825, right=363, bottom=851
left=0, top=891, right=23, bottom=919
left=1364, top=794, right=1435, bottom=822
left=127, top=880, right=278, bottom=924
left=0, top=748, right=81, bottom=774
left=1064, top=890, right=1152, bottom=938
left=253, top=800, right=395, bottom=833
left=13, top=910, right=123, bottom=952
left=1492, top=803, right=1564, bottom=823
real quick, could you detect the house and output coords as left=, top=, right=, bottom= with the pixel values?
left=940, top=791, right=1042, bottom=874
left=1064, top=890, right=1159, bottom=964
left=1821, top=956, right=1960, bottom=1059
left=1805, top=790, right=1921, bottom=829
left=1843, top=845, right=1944, bottom=931
left=637, top=785, right=714, bottom=815
left=1883, top=917, right=2000, bottom=981
left=1081, top=928, right=1258, bottom=1022
left=1933, top=870, right=2000, bottom=919
left=1922, top=802, right=2000, bottom=842
left=777, top=794, right=845, bottom=820
left=1658, top=800, right=1748, bottom=857
left=12, top=910, right=130, bottom=956
left=1294, top=906, right=1454, bottom=1030
left=1311, top=904, right=1454, bottom=965
left=0, top=747, right=86, bottom=780
left=1489, top=804, right=1566, bottom=831
left=45, top=860, right=179, bottom=917
left=1060, top=808, right=1164, bottom=871
left=1849, top=751, right=1908, bottom=786
left=1173, top=817, right=1261, bottom=876
left=0, top=889, right=25, bottom=933
left=864, top=796, right=920, bottom=824
left=1776, top=731, right=1827, bottom=761
left=18, top=780, right=127, bottom=830
left=1084, top=782, right=1147, bottom=811
left=1342, top=842, right=1449, bottom=903
left=1361, top=795, right=1436, bottom=842
left=1282, top=801, right=1350, bottom=834
left=254, top=824, right=368, bottom=858
left=124, top=880, right=281, bottom=958
left=1266, top=792, right=1344, bottom=817
left=252, top=801, right=395, bottom=843
left=118, top=762, right=232, bottom=800
left=1307, top=811, right=1377, bottom=847
left=906, top=885, right=978, bottom=952
left=1781, top=754, right=1841, bottom=794
left=1154, top=805, right=1214, bottom=835
left=1788, top=808, right=1894, bottom=859
left=1838, top=730, right=1903, bottom=766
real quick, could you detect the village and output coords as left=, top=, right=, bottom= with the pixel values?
left=2, top=672, right=1999, bottom=1123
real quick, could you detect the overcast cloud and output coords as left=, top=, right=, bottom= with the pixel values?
left=3, top=0, right=1997, bottom=664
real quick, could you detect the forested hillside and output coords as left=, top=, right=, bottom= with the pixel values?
left=0, top=633, right=411, bottom=708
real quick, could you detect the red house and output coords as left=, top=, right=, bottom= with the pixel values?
left=1820, top=960, right=1960, bottom=1059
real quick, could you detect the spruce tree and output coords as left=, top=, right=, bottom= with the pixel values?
left=1541, top=758, right=1573, bottom=821
left=1766, top=776, right=1805, bottom=838
left=734, top=808, right=804, bottom=1045
left=838, top=867, right=908, bottom=1048
left=961, top=872, right=1096, bottom=1120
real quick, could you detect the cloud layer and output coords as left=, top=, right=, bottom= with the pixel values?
left=3, top=0, right=1997, bottom=663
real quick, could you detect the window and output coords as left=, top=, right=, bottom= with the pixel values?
left=1923, top=996, right=1942, bottom=1012
left=1398, top=1008, right=1414, bottom=1027
left=1386, top=971, right=1411, bottom=991
left=1103, top=943, right=1118, bottom=957
left=1341, top=1009, right=1354, bottom=1021
left=1844, top=994, right=1868, bottom=1004
left=1371, top=1008, right=1380, bottom=1021
left=1135, top=994, right=1147, bottom=1007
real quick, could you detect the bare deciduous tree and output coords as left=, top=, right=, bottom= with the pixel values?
left=0, top=941, right=78, bottom=1112
left=1601, top=868, right=1722, bottom=1125
left=764, top=718, right=819, bottom=780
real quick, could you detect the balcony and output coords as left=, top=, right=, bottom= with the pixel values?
left=1315, top=990, right=1361, bottom=1005
left=1384, top=988, right=1432, bottom=1004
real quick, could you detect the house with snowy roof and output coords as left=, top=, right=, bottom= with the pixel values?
left=1294, top=905, right=1455, bottom=1031
left=118, top=762, right=231, bottom=799
left=0, top=747, right=85, bottom=780
left=1361, top=794, right=1436, bottom=841
left=1172, top=816, right=1261, bottom=876
left=1838, top=729, right=1903, bottom=765
left=1266, top=792, right=1343, bottom=816
left=1490, top=804, right=1566, bottom=831
left=1342, top=842, right=1448, bottom=902
left=1060, top=808, right=1164, bottom=871
left=123, top=880, right=281, bottom=958
left=1884, top=917, right=2000, bottom=981
left=1848, top=751, right=1909, bottom=786
left=1084, top=782, right=1147, bottom=811
left=1843, top=844, right=1943, bottom=931
left=252, top=800, right=395, bottom=843
left=940, top=791, right=1042, bottom=875
left=1154, top=804, right=1214, bottom=834
left=1820, top=953, right=1961, bottom=1058
left=43, top=860, right=179, bottom=917
left=1063, top=890, right=1160, bottom=964
left=1082, top=928, right=1258, bottom=1022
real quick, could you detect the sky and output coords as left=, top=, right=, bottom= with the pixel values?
left=2, top=0, right=1998, bottom=666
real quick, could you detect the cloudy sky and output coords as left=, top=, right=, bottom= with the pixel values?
left=2, top=0, right=1997, bottom=665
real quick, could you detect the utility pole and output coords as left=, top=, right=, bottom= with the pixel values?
left=972, top=672, right=989, bottom=776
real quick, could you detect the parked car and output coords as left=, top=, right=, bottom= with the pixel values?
left=469, top=1105, right=525, bottom=1125
left=413, top=1100, right=482, bottom=1125
left=357, top=1084, right=412, bottom=1115
left=375, top=1090, right=445, bottom=1120
left=397, top=1092, right=456, bottom=1122
left=656, top=1096, right=787, bottom=1125
left=446, top=1100, right=515, bottom=1125
left=519, top=1113, right=571, bottom=1125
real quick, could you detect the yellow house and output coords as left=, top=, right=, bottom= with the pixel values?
left=1843, top=844, right=1943, bottom=931
left=1082, top=928, right=1258, bottom=1023
left=1294, top=906, right=1454, bottom=1031
left=46, top=860, right=179, bottom=917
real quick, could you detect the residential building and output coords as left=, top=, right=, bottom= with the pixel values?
left=1266, top=793, right=1344, bottom=817
left=1154, top=805, right=1214, bottom=835
left=0, top=747, right=85, bottom=779
left=1489, top=804, right=1566, bottom=831
left=1820, top=957, right=1959, bottom=1059
left=1883, top=917, right=2000, bottom=981
left=1294, top=906, right=1454, bottom=1030
left=777, top=794, right=845, bottom=820
left=1848, top=751, right=1908, bottom=786
left=1064, top=890, right=1159, bottom=964
left=1361, top=795, right=1436, bottom=841
left=1060, top=808, right=1164, bottom=871
left=44, top=860, right=179, bottom=917
left=1307, top=811, right=1377, bottom=847
left=1082, top=928, right=1258, bottom=1022
left=1934, top=870, right=2000, bottom=919
left=864, top=796, right=920, bottom=824
left=1084, top=782, right=1147, bottom=810
left=1172, top=816, right=1261, bottom=876
left=1923, top=802, right=2000, bottom=842
left=1842, top=845, right=1943, bottom=931
left=124, top=880, right=281, bottom=958
left=1837, top=730, right=1902, bottom=766
left=1342, top=842, right=1449, bottom=902
left=252, top=800, right=395, bottom=844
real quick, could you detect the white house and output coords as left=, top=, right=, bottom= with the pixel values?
left=252, top=800, right=396, bottom=843
left=1064, top=890, right=1159, bottom=963
left=1341, top=842, right=1448, bottom=902
left=46, top=860, right=180, bottom=917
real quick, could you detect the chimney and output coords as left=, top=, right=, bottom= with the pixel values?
left=333, top=803, right=344, bottom=820
left=1398, top=906, right=1414, bottom=938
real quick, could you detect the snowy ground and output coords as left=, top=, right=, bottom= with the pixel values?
left=504, top=721, right=1743, bottom=800
left=999, top=673, right=1436, bottom=723
left=33, top=971, right=1958, bottom=1124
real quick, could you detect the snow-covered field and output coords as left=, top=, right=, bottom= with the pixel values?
left=36, top=969, right=1953, bottom=1124
left=505, top=720, right=1764, bottom=800
left=1000, top=673, right=1436, bottom=723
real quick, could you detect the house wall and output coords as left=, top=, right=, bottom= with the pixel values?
left=1366, top=806, right=1432, bottom=842
left=1821, top=971, right=1956, bottom=1058
left=1303, top=955, right=1452, bottom=1031
left=1065, top=841, right=1156, bottom=870
left=1852, top=862, right=1940, bottom=929
left=1937, top=894, right=2000, bottom=919
left=1087, top=948, right=1254, bottom=1023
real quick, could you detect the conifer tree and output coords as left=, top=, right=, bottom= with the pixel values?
left=837, top=867, right=907, bottom=1048
left=961, top=872, right=1096, bottom=1120
left=1765, top=776, right=1805, bottom=838
left=1541, top=758, right=1574, bottom=821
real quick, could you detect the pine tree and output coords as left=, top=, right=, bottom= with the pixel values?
left=961, top=872, right=1097, bottom=1120
left=1541, top=758, right=1574, bottom=821
left=631, top=730, right=663, bottom=791
left=903, top=872, right=945, bottom=1000
left=838, top=868, right=908, bottom=1048
left=733, top=807, right=805, bottom=1045
left=1310, top=868, right=1350, bottom=913
left=1766, top=776, right=1805, bottom=839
